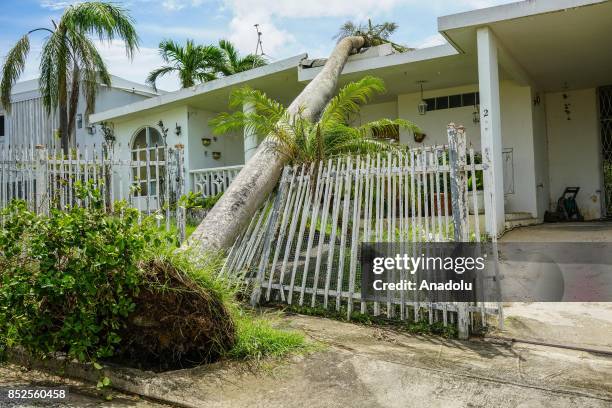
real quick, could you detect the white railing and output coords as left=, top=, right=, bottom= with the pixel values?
left=190, top=165, right=244, bottom=197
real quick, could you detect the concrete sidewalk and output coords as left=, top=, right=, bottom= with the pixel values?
left=2, top=312, right=611, bottom=407
left=497, top=222, right=612, bottom=353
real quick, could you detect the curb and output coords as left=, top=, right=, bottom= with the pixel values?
left=7, top=349, right=200, bottom=408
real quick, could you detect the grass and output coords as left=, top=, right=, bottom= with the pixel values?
left=162, top=248, right=313, bottom=362
left=228, top=310, right=313, bottom=360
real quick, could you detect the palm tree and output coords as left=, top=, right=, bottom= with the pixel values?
left=188, top=35, right=366, bottom=254
left=216, top=40, right=267, bottom=76
left=334, top=19, right=411, bottom=52
left=0, top=2, right=139, bottom=152
left=146, top=39, right=225, bottom=90
left=210, top=76, right=417, bottom=165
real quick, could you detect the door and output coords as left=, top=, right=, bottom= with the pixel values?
left=599, top=85, right=612, bottom=217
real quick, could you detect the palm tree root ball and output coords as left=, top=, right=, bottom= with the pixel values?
left=118, top=259, right=236, bottom=370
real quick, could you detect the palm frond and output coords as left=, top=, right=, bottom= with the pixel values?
left=67, top=30, right=111, bottom=115
left=39, top=30, right=66, bottom=114
left=146, top=66, right=175, bottom=90
left=1, top=34, right=31, bottom=111
left=354, top=118, right=420, bottom=138
left=62, top=1, right=139, bottom=58
left=319, top=75, right=385, bottom=129
left=227, top=87, right=286, bottom=120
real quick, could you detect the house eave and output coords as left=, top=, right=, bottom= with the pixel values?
left=90, top=53, right=308, bottom=124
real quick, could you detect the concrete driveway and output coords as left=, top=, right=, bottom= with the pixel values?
left=495, top=222, right=612, bottom=352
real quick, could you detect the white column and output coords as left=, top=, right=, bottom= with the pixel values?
left=477, top=27, right=505, bottom=237
left=243, top=102, right=258, bottom=162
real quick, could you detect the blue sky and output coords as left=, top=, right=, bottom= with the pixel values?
left=0, top=0, right=515, bottom=91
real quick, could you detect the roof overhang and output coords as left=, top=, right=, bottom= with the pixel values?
left=439, top=0, right=612, bottom=91
left=90, top=54, right=308, bottom=123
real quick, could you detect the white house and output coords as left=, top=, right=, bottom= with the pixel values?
left=0, top=75, right=161, bottom=148
left=90, top=0, right=612, bottom=237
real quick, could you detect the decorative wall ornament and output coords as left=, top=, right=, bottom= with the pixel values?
left=157, top=120, right=169, bottom=139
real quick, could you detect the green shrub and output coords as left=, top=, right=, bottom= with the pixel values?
left=0, top=190, right=309, bottom=367
left=0, top=199, right=164, bottom=362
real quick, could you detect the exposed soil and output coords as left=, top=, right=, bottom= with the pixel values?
left=114, top=259, right=236, bottom=371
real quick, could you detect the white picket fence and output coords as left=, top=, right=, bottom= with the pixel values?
left=221, top=124, right=500, bottom=338
left=0, top=143, right=188, bottom=241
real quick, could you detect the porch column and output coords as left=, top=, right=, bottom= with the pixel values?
left=243, top=102, right=258, bottom=162
left=477, top=27, right=505, bottom=237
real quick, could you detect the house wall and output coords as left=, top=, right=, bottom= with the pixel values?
left=396, top=81, right=539, bottom=217
left=112, top=105, right=190, bottom=195
left=498, top=81, right=538, bottom=218
left=545, top=88, right=602, bottom=220
left=187, top=107, right=244, bottom=183
left=531, top=89, right=550, bottom=221
left=75, top=87, right=152, bottom=149
left=0, top=97, right=59, bottom=147
left=397, top=84, right=482, bottom=149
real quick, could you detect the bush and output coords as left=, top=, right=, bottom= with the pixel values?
left=0, top=200, right=155, bottom=362
left=0, top=193, right=308, bottom=368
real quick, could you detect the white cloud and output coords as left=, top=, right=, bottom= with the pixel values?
left=139, top=23, right=223, bottom=42
left=9, top=39, right=179, bottom=92
left=417, top=34, right=447, bottom=49
left=95, top=40, right=180, bottom=91
left=160, top=0, right=204, bottom=11
left=220, top=0, right=514, bottom=58
left=39, top=0, right=80, bottom=10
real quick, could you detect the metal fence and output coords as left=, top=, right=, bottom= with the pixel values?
left=221, top=124, right=500, bottom=339
left=0, top=143, right=187, bottom=241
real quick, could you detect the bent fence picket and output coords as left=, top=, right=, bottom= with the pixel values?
left=221, top=124, right=501, bottom=339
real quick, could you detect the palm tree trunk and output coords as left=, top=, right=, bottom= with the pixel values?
left=59, top=69, right=70, bottom=153
left=187, top=36, right=365, bottom=254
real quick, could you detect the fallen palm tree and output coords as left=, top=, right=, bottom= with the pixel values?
left=188, top=36, right=366, bottom=254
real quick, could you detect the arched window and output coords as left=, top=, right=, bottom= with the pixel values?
left=131, top=127, right=165, bottom=197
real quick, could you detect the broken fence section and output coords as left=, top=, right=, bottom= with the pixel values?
left=222, top=125, right=502, bottom=338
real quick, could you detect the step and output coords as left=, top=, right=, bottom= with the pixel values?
left=504, top=217, right=539, bottom=230
left=505, top=212, right=534, bottom=221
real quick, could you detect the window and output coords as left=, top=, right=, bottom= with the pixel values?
left=422, top=92, right=480, bottom=112
left=0, top=114, right=5, bottom=137
left=131, top=127, right=165, bottom=197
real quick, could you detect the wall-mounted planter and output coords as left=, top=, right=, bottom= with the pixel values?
left=202, top=138, right=212, bottom=146
left=212, top=152, right=221, bottom=160
left=414, top=132, right=426, bottom=143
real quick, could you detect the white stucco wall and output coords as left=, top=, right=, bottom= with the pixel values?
left=396, top=81, right=539, bottom=217
left=498, top=81, right=538, bottom=217
left=397, top=84, right=482, bottom=149
left=187, top=107, right=244, bottom=173
left=531, top=89, right=550, bottom=221
left=76, top=87, right=153, bottom=149
left=545, top=88, right=602, bottom=220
